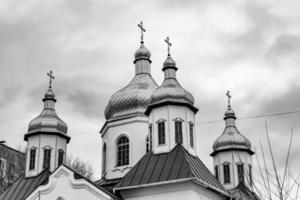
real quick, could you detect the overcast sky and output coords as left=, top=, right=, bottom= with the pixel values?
left=0, top=0, right=299, bottom=181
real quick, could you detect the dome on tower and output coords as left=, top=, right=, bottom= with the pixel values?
left=105, top=42, right=158, bottom=120
left=134, top=43, right=151, bottom=62
left=27, top=87, right=68, bottom=136
left=146, top=54, right=197, bottom=115
left=211, top=105, right=253, bottom=156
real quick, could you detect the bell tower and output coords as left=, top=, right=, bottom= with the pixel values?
left=210, top=91, right=254, bottom=190
left=24, top=71, right=70, bottom=177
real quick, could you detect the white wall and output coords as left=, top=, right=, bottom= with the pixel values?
left=26, top=134, right=67, bottom=177
left=120, top=181, right=226, bottom=200
left=213, top=150, right=253, bottom=190
left=149, top=105, right=196, bottom=155
left=26, top=166, right=113, bottom=200
left=101, top=116, right=149, bottom=179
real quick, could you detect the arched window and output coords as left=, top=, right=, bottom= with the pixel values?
left=116, top=136, right=129, bottom=166
left=42, top=146, right=52, bottom=169
left=157, top=119, right=166, bottom=145
left=58, top=149, right=64, bottom=166
left=29, top=147, right=36, bottom=170
left=174, top=118, right=183, bottom=144
left=215, top=165, right=219, bottom=181
left=146, top=135, right=150, bottom=153
left=223, top=163, right=231, bottom=184
left=237, top=163, right=244, bottom=184
left=102, top=143, right=107, bottom=175
left=249, top=164, right=253, bottom=185
left=189, top=122, right=194, bottom=148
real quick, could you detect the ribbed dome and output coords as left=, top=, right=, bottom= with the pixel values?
left=134, top=43, right=151, bottom=63
left=105, top=74, right=158, bottom=120
left=27, top=87, right=68, bottom=136
left=150, top=55, right=195, bottom=106
left=212, top=106, right=252, bottom=155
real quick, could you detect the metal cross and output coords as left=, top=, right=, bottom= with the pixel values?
left=165, top=37, right=172, bottom=56
left=47, top=70, right=55, bottom=88
left=138, top=21, right=146, bottom=43
left=226, top=90, right=231, bottom=107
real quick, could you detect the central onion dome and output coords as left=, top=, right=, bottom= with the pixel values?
left=211, top=104, right=253, bottom=156
left=24, top=85, right=69, bottom=142
left=104, top=42, right=158, bottom=120
left=145, top=54, right=198, bottom=114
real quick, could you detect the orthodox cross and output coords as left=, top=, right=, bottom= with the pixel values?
left=138, top=21, right=146, bottom=43
left=226, top=90, right=231, bottom=107
left=47, top=70, right=55, bottom=88
left=164, top=37, right=172, bottom=56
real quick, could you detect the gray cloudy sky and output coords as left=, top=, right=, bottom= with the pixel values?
left=0, top=0, right=300, bottom=180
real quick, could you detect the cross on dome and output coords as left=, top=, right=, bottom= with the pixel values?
left=226, top=90, right=231, bottom=107
left=47, top=70, right=55, bottom=88
left=164, top=37, right=172, bottom=56
left=138, top=21, right=146, bottom=44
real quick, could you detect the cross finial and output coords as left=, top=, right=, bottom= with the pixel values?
left=138, top=21, right=146, bottom=44
left=164, top=37, right=172, bottom=56
left=47, top=70, right=55, bottom=88
left=226, top=90, right=231, bottom=107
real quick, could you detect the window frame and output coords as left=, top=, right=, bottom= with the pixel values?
left=43, top=149, right=52, bottom=169
left=215, top=165, right=219, bottom=181
left=116, top=135, right=129, bottom=167
left=189, top=121, right=194, bottom=148
left=157, top=119, right=166, bottom=145
left=223, top=162, right=231, bottom=184
left=58, top=149, right=64, bottom=166
left=174, top=118, right=184, bottom=144
left=237, top=163, right=245, bottom=184
left=29, top=147, right=37, bottom=170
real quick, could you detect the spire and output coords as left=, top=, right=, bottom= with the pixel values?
left=224, top=90, right=236, bottom=126
left=134, top=21, right=151, bottom=74
left=163, top=37, right=177, bottom=79
left=26, top=70, right=68, bottom=136
left=43, top=70, right=56, bottom=109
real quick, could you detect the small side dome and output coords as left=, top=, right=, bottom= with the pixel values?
left=27, top=87, right=68, bottom=136
left=211, top=104, right=253, bottom=156
left=148, top=54, right=196, bottom=111
left=134, top=43, right=151, bottom=63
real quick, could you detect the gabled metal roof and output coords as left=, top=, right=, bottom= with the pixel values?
left=0, top=169, right=50, bottom=200
left=114, top=144, right=228, bottom=195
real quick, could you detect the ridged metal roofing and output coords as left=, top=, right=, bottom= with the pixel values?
left=0, top=169, right=50, bottom=200
left=115, top=145, right=227, bottom=194
left=104, top=73, right=158, bottom=120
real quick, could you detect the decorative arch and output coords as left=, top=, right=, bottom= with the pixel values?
left=57, top=197, right=65, bottom=200
left=116, top=135, right=129, bottom=166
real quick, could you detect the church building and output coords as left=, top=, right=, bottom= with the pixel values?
left=0, top=22, right=259, bottom=200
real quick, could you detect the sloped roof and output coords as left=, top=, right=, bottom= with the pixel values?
left=0, top=169, right=50, bottom=200
left=229, top=183, right=261, bottom=200
left=115, top=144, right=228, bottom=195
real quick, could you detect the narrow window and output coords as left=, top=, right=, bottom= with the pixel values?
left=149, top=124, right=153, bottom=151
left=237, top=164, right=244, bottom=184
left=29, top=149, right=36, bottom=170
left=146, top=136, right=150, bottom=153
left=158, top=121, right=166, bottom=145
left=8, top=164, right=15, bottom=180
left=102, top=143, right=107, bottom=175
left=223, top=164, right=230, bottom=184
left=215, top=165, right=219, bottom=180
left=249, top=164, right=253, bottom=186
left=43, top=149, right=51, bottom=169
left=175, top=121, right=183, bottom=144
left=189, top=122, right=194, bottom=148
left=117, top=136, right=129, bottom=166
left=58, top=149, right=64, bottom=166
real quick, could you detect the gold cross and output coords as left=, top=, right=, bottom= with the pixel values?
left=47, top=70, right=55, bottom=88
left=165, top=37, right=172, bottom=56
left=226, top=90, right=231, bottom=107
left=138, top=21, right=146, bottom=43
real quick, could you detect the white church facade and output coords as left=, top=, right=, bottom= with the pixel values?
left=0, top=23, right=259, bottom=200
